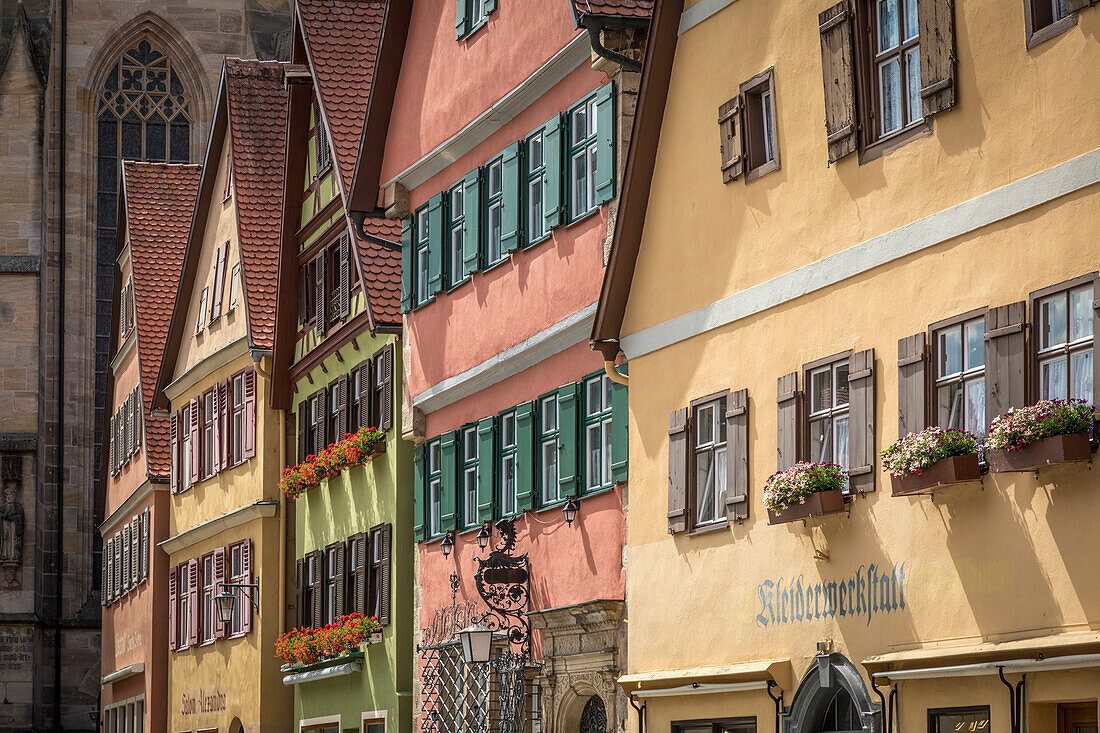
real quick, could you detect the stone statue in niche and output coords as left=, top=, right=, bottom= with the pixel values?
left=0, top=455, right=24, bottom=590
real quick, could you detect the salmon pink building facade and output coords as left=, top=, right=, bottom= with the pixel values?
left=349, top=1, right=651, bottom=731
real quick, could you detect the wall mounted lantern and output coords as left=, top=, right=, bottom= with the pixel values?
left=458, top=623, right=494, bottom=665
left=476, top=523, right=492, bottom=549
left=562, top=497, right=579, bottom=526
left=215, top=578, right=260, bottom=625
left=440, top=531, right=456, bottom=557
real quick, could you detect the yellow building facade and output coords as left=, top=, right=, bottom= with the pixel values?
left=594, top=0, right=1100, bottom=730
left=153, top=60, right=292, bottom=733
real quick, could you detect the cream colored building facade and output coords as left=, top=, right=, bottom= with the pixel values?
left=594, top=0, right=1100, bottom=730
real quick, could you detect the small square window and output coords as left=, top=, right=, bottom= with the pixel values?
left=928, top=706, right=990, bottom=733
left=740, top=69, right=780, bottom=182
left=1024, top=0, right=1076, bottom=47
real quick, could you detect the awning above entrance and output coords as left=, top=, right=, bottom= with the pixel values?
left=617, top=659, right=793, bottom=693
left=863, top=629, right=1100, bottom=676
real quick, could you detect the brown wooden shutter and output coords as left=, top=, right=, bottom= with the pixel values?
left=916, top=0, right=956, bottom=118
left=725, top=389, right=749, bottom=521
left=667, top=407, right=689, bottom=534
left=818, top=1, right=858, bottom=163
left=242, top=369, right=257, bottom=459
left=213, top=547, right=227, bottom=638
left=141, top=508, right=149, bottom=580
left=378, top=524, right=391, bottom=625
left=333, top=541, right=346, bottom=618
left=295, top=558, right=304, bottom=629
left=210, top=242, right=228, bottom=320
left=109, top=415, right=117, bottom=477
left=314, top=252, right=327, bottom=338
left=718, top=96, right=744, bottom=183
left=314, top=389, right=327, bottom=453
left=351, top=532, right=368, bottom=616
left=897, top=333, right=927, bottom=438
left=168, top=566, right=178, bottom=650
left=362, top=358, right=375, bottom=431
left=134, top=390, right=142, bottom=450
left=240, top=539, right=253, bottom=634
left=298, top=264, right=309, bottom=325
left=188, top=398, right=200, bottom=484
left=297, top=401, right=308, bottom=462
left=188, top=558, right=200, bottom=645
left=378, top=344, right=393, bottom=432
left=777, top=372, right=801, bottom=471
left=309, top=550, right=322, bottom=628
left=338, top=232, right=351, bottom=318
left=336, top=375, right=349, bottom=441
left=1067, top=0, right=1098, bottom=10
left=848, top=348, right=876, bottom=494
left=984, top=301, right=1027, bottom=430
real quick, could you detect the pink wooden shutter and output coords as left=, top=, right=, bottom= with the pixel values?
left=339, top=232, right=351, bottom=318
left=141, top=508, right=150, bottom=580
left=210, top=387, right=222, bottom=474
left=188, top=558, right=200, bottom=645
left=218, top=379, right=230, bottom=471
left=213, top=547, right=227, bottom=638
left=189, top=398, right=201, bottom=484
left=168, top=566, right=178, bottom=650
left=170, top=411, right=179, bottom=493
left=210, top=242, right=228, bottom=320
left=243, top=370, right=257, bottom=459
left=241, top=540, right=253, bottom=633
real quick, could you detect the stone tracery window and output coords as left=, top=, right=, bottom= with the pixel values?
left=579, top=695, right=607, bottom=733
left=94, top=39, right=192, bottom=493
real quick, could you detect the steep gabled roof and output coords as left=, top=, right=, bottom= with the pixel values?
left=355, top=225, right=402, bottom=324
left=154, top=59, right=288, bottom=410
left=121, top=161, right=202, bottom=477
left=225, top=58, right=290, bottom=350
left=591, top=0, right=680, bottom=355
left=297, top=0, right=386, bottom=199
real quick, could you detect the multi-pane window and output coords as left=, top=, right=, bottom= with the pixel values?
left=741, top=69, right=779, bottom=180
left=934, top=317, right=986, bottom=436
left=569, top=95, right=599, bottom=220
left=231, top=373, right=245, bottom=465
left=928, top=707, right=990, bottom=733
left=415, top=206, right=430, bottom=306
left=324, top=546, right=339, bottom=625
left=693, top=396, right=727, bottom=527
left=368, top=526, right=386, bottom=620
left=329, top=387, right=342, bottom=444
left=461, top=426, right=479, bottom=527
left=448, top=184, right=466, bottom=288
left=583, top=374, right=614, bottom=493
left=181, top=404, right=192, bottom=491
left=229, top=543, right=244, bottom=635
left=499, top=410, right=518, bottom=515
left=525, top=131, right=547, bottom=243
left=201, top=555, right=215, bottom=643
left=872, top=0, right=922, bottom=137
left=539, top=394, right=560, bottom=505
left=485, top=158, right=504, bottom=266
left=1038, top=283, right=1094, bottom=401
left=202, top=390, right=216, bottom=478
left=304, top=554, right=319, bottom=627
left=808, top=359, right=850, bottom=471
left=1026, top=0, right=1072, bottom=44
left=467, top=0, right=489, bottom=31
left=428, top=439, right=442, bottom=537
left=178, top=563, right=190, bottom=648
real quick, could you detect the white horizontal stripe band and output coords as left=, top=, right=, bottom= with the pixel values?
left=620, top=147, right=1100, bottom=360
left=679, top=0, right=741, bottom=34
left=383, top=34, right=590, bottom=192
left=413, top=303, right=598, bottom=414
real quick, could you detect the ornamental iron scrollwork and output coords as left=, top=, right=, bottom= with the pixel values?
left=580, top=696, right=608, bottom=733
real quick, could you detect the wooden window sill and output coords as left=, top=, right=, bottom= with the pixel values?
left=1027, top=14, right=1077, bottom=49
left=858, top=121, right=932, bottom=165
left=688, top=519, right=730, bottom=537
left=745, top=159, right=780, bottom=184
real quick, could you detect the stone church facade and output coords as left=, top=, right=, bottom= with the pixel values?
left=0, top=2, right=288, bottom=729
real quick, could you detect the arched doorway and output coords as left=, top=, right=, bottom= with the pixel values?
left=579, top=695, right=607, bottom=733
left=784, top=654, right=882, bottom=733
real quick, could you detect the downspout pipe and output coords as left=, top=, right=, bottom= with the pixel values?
left=578, top=14, right=647, bottom=73
left=56, top=1, right=67, bottom=729
left=628, top=694, right=646, bottom=733
left=594, top=340, right=628, bottom=386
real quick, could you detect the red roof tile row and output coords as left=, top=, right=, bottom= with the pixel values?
left=225, top=58, right=289, bottom=349
left=572, top=0, right=654, bottom=19
left=122, top=161, right=202, bottom=478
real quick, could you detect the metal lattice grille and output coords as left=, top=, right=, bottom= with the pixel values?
left=421, top=643, right=490, bottom=733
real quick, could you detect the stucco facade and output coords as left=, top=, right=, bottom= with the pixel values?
left=600, top=0, right=1100, bottom=730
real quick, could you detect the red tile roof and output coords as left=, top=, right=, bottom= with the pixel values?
left=298, top=0, right=385, bottom=198
left=572, top=0, right=654, bottom=19
left=122, top=161, right=202, bottom=478
left=225, top=58, right=289, bottom=349
left=354, top=218, right=403, bottom=325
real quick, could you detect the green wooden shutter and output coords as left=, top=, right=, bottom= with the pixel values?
left=543, top=113, right=565, bottom=231
left=440, top=431, right=458, bottom=531
left=485, top=0, right=497, bottom=13
left=413, top=445, right=425, bottom=541
left=455, top=0, right=468, bottom=39
left=427, top=193, right=444, bottom=295
left=557, top=383, right=579, bottom=496
left=500, top=142, right=521, bottom=253
left=515, top=401, right=535, bottom=512
left=611, top=364, right=629, bottom=483
left=595, top=81, right=616, bottom=204
left=462, top=168, right=481, bottom=278
left=400, top=217, right=413, bottom=312
left=476, top=416, right=495, bottom=521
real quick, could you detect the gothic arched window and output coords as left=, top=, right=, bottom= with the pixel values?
left=579, top=695, right=607, bottom=733
left=93, top=39, right=192, bottom=491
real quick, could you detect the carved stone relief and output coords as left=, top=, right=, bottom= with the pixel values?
left=0, top=455, right=24, bottom=590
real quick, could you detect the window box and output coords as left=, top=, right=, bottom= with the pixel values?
left=986, top=433, right=1091, bottom=473
left=280, top=650, right=364, bottom=675
left=890, top=454, right=981, bottom=496
left=358, top=631, right=383, bottom=650
left=767, top=488, right=846, bottom=525
left=280, top=427, right=385, bottom=499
